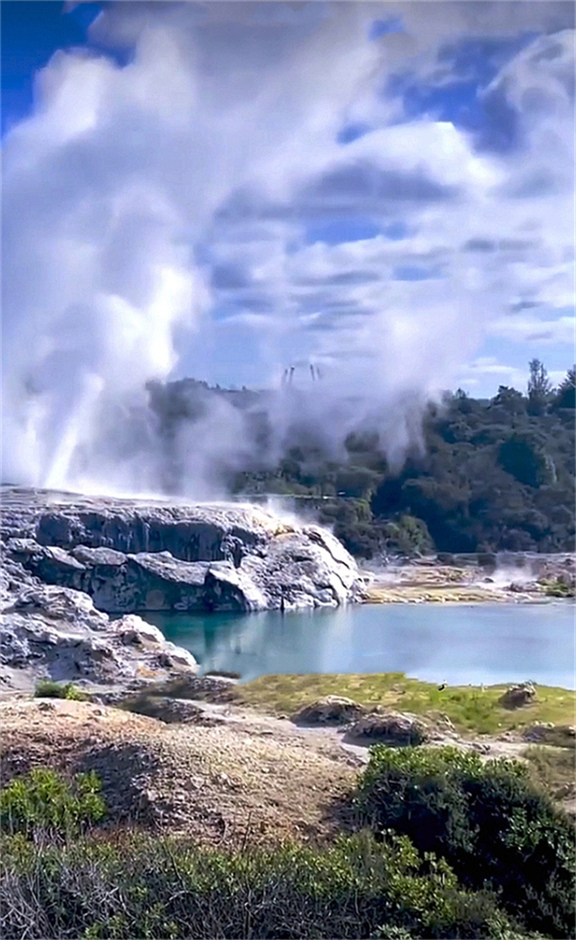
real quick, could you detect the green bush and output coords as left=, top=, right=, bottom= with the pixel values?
left=381, top=515, right=434, bottom=556
left=0, top=829, right=522, bottom=939
left=0, top=769, right=107, bottom=841
left=356, top=747, right=575, bottom=938
left=540, top=578, right=575, bottom=598
left=34, top=680, right=87, bottom=700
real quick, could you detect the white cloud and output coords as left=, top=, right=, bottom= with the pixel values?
left=458, top=355, right=567, bottom=396
left=2, top=1, right=574, bottom=495
left=488, top=313, right=575, bottom=345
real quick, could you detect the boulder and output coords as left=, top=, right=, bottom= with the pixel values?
left=292, top=695, right=366, bottom=725
left=348, top=711, right=428, bottom=745
left=157, top=642, right=199, bottom=671
left=498, top=683, right=536, bottom=709
left=508, top=581, right=539, bottom=594
left=522, top=723, right=575, bottom=746
left=112, top=614, right=166, bottom=647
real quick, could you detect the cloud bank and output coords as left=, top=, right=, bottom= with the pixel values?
left=2, top=1, right=574, bottom=497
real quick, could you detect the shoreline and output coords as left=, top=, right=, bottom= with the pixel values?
left=360, top=558, right=575, bottom=604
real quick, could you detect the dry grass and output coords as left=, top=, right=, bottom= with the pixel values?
left=524, top=745, right=576, bottom=801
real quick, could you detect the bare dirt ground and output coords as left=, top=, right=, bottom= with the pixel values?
left=0, top=698, right=362, bottom=847
left=3, top=695, right=572, bottom=848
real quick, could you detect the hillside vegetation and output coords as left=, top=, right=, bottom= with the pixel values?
left=154, top=361, right=575, bottom=558
left=241, top=362, right=575, bottom=558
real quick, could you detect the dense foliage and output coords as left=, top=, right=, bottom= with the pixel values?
left=230, top=362, right=576, bottom=557
left=147, top=361, right=574, bottom=557
left=356, top=747, right=576, bottom=938
left=0, top=769, right=106, bottom=841
left=0, top=763, right=567, bottom=939
left=1, top=824, right=526, bottom=939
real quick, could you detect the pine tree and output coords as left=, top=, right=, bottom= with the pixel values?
left=554, top=365, right=576, bottom=409
left=527, top=359, right=552, bottom=415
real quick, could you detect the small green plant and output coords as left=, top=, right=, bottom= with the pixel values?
left=540, top=578, right=575, bottom=598
left=34, top=679, right=87, bottom=700
left=64, top=683, right=87, bottom=700
left=0, top=768, right=107, bottom=841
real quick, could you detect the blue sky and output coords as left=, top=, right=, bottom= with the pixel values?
left=1, top=1, right=102, bottom=133
left=2, top=0, right=574, bottom=409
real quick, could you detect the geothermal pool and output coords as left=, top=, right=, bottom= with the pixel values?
left=144, top=602, right=575, bottom=689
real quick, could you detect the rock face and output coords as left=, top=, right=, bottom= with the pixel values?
left=1, top=487, right=363, bottom=613
left=0, top=487, right=364, bottom=691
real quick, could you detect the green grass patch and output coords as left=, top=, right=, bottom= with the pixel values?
left=540, top=578, right=575, bottom=598
left=233, top=673, right=575, bottom=736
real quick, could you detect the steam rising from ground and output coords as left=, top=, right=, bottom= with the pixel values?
left=2, top=2, right=574, bottom=497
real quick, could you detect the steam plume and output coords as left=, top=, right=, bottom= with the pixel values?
left=2, top=2, right=573, bottom=497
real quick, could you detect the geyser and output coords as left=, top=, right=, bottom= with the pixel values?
left=2, top=2, right=573, bottom=497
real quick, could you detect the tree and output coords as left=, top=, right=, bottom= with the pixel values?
left=527, top=358, right=553, bottom=415
left=452, top=387, right=474, bottom=414
left=553, top=365, right=576, bottom=410
left=490, top=385, right=526, bottom=415
left=498, top=432, right=553, bottom=488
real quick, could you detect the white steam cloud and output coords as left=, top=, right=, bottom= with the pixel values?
left=2, top=1, right=574, bottom=497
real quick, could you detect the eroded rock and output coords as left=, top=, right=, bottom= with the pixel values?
left=498, top=683, right=536, bottom=709
left=348, top=711, right=428, bottom=745
left=2, top=487, right=363, bottom=614
left=0, top=543, right=199, bottom=690
left=0, top=486, right=363, bottom=692
left=292, top=696, right=366, bottom=725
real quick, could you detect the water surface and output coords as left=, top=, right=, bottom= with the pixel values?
left=144, top=602, right=575, bottom=689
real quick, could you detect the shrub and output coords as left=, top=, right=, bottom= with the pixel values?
left=34, top=680, right=87, bottom=700
left=540, top=578, right=575, bottom=598
left=0, top=830, right=520, bottom=939
left=0, top=769, right=107, bottom=841
left=356, top=746, right=575, bottom=938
